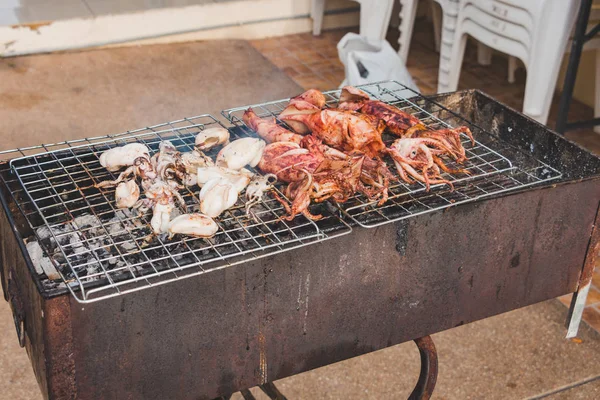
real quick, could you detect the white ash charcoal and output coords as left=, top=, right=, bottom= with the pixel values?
left=69, top=235, right=88, bottom=255
left=36, top=226, right=54, bottom=241
left=73, top=215, right=101, bottom=230
left=119, top=240, right=137, bottom=252
left=55, top=226, right=78, bottom=245
left=84, top=258, right=104, bottom=274
left=26, top=241, right=60, bottom=280
left=51, top=250, right=66, bottom=264
left=36, top=224, right=68, bottom=246
left=86, top=265, right=101, bottom=280
left=88, top=238, right=102, bottom=250
left=106, top=220, right=125, bottom=236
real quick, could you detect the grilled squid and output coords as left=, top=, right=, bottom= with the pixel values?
left=143, top=180, right=186, bottom=234
left=167, top=213, right=218, bottom=239
left=180, top=150, right=214, bottom=186
left=243, top=108, right=303, bottom=144
left=115, top=180, right=140, bottom=208
left=196, top=166, right=254, bottom=193
left=199, top=178, right=238, bottom=218
left=245, top=173, right=278, bottom=219
left=152, top=141, right=183, bottom=182
left=99, top=143, right=150, bottom=172
left=216, top=138, right=266, bottom=170
left=195, top=127, right=230, bottom=150
left=279, top=89, right=326, bottom=134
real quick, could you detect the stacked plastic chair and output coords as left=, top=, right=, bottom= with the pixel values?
left=442, top=0, right=581, bottom=125
left=311, top=0, right=395, bottom=39
left=397, top=0, right=460, bottom=64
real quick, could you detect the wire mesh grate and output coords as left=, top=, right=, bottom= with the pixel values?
left=5, top=115, right=351, bottom=303
left=222, top=80, right=563, bottom=228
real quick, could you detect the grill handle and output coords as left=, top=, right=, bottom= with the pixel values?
left=7, top=273, right=25, bottom=348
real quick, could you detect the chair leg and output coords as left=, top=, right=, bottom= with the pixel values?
left=431, top=1, right=442, bottom=53
left=523, top=55, right=568, bottom=125
left=508, top=56, right=517, bottom=84
left=311, top=0, right=326, bottom=36
left=438, top=31, right=467, bottom=93
left=398, top=0, right=419, bottom=62
left=357, top=0, right=395, bottom=40
left=477, top=41, right=492, bottom=65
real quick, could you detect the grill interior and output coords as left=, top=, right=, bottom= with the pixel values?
left=1, top=81, right=564, bottom=303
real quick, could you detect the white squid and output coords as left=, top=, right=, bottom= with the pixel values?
left=195, top=127, right=230, bottom=150
left=199, top=178, right=238, bottom=218
left=196, top=166, right=254, bottom=193
left=216, top=138, right=265, bottom=170
left=99, top=143, right=150, bottom=172
left=115, top=180, right=140, bottom=209
left=167, top=213, right=219, bottom=239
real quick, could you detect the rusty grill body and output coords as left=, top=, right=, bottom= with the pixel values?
left=1, top=86, right=599, bottom=400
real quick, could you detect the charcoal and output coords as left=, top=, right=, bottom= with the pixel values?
left=69, top=234, right=88, bottom=255
left=119, top=240, right=137, bottom=252
left=26, top=240, right=60, bottom=280
left=73, top=214, right=101, bottom=229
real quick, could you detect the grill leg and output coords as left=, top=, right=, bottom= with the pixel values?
left=240, top=389, right=257, bottom=400
left=259, top=382, right=288, bottom=400
left=408, top=336, right=438, bottom=400
left=224, top=337, right=437, bottom=400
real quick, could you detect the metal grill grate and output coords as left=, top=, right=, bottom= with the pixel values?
left=222, top=81, right=563, bottom=228
left=5, top=115, right=351, bottom=303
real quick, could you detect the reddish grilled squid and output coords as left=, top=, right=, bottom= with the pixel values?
left=243, top=108, right=303, bottom=144
left=280, top=109, right=386, bottom=158
left=385, top=138, right=461, bottom=190
left=257, top=138, right=368, bottom=221
left=338, top=86, right=475, bottom=164
left=276, top=155, right=365, bottom=221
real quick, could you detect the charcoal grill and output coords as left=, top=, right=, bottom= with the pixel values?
left=1, top=81, right=599, bottom=400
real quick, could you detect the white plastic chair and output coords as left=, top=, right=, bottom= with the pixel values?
left=397, top=0, right=460, bottom=62
left=441, top=0, right=581, bottom=125
left=311, top=0, right=395, bottom=40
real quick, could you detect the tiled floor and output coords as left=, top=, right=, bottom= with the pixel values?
left=250, top=22, right=600, bottom=333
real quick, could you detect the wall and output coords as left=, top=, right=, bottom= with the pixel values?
left=0, top=0, right=360, bottom=57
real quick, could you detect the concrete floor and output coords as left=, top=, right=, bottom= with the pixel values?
left=1, top=34, right=600, bottom=400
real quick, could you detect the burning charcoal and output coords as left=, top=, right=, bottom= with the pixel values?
left=26, top=241, right=60, bottom=280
